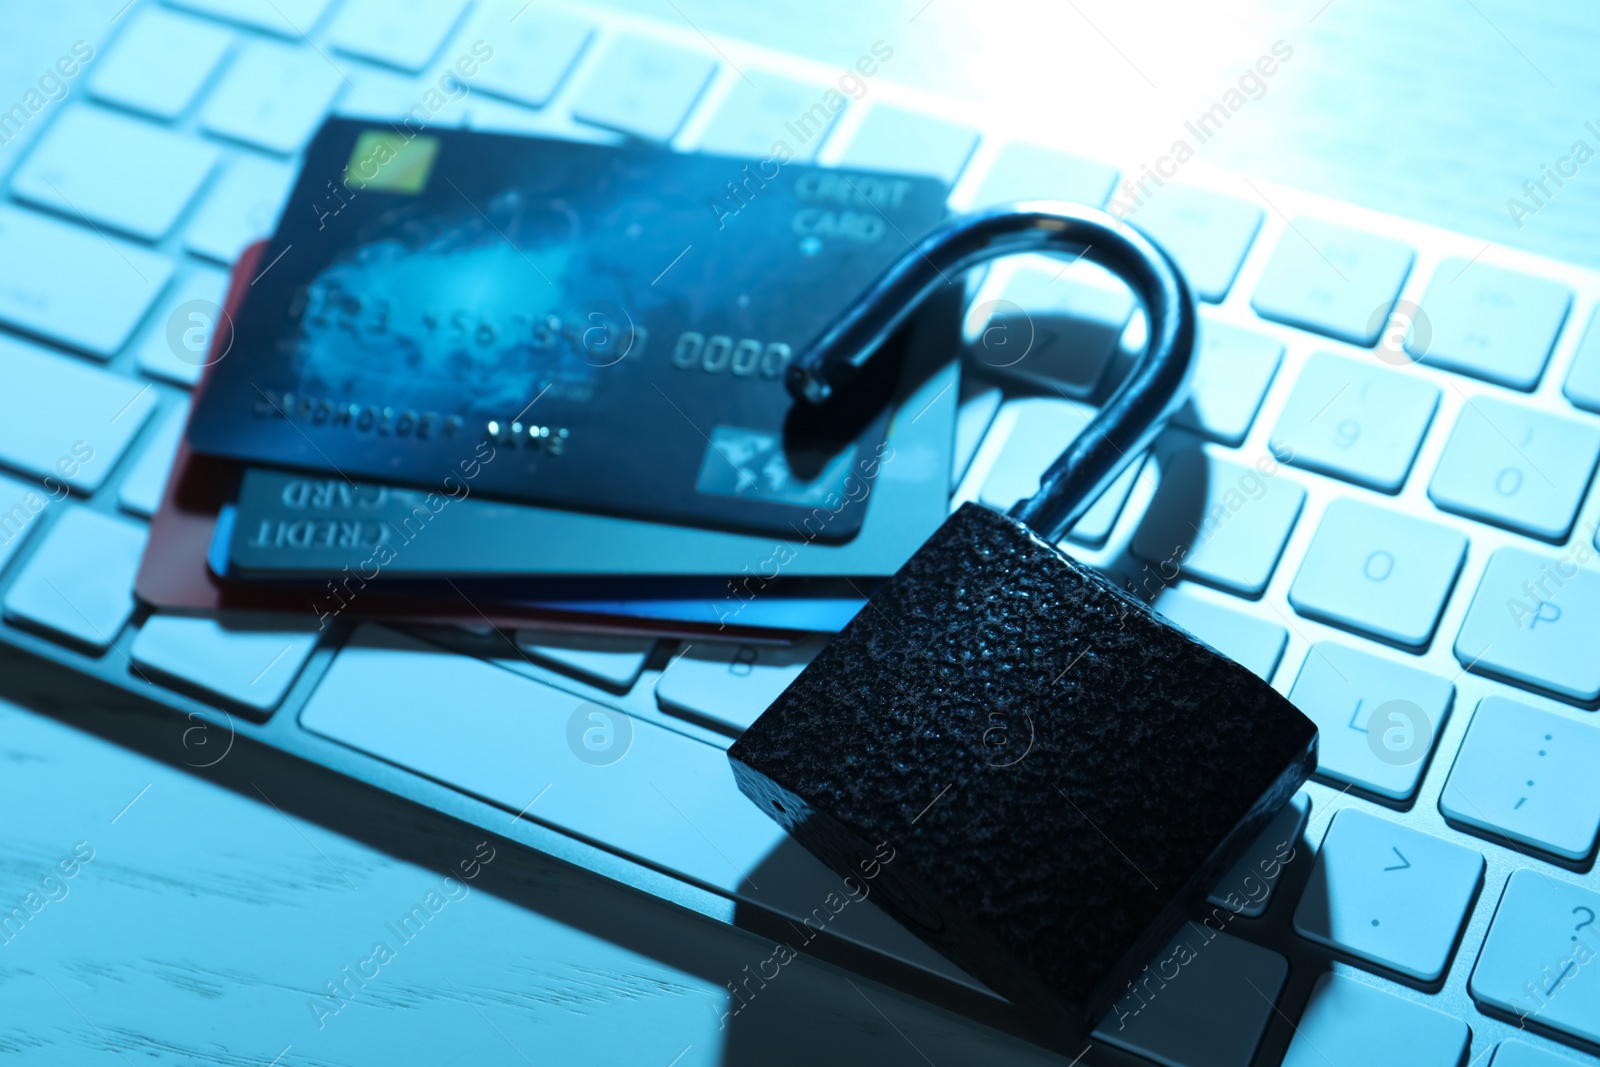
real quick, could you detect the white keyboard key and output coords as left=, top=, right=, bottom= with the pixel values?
left=0, top=206, right=174, bottom=358
left=1094, top=928, right=1287, bottom=1067
left=1456, top=548, right=1600, bottom=703
left=952, top=380, right=1001, bottom=488
left=656, top=637, right=826, bottom=734
left=979, top=398, right=1144, bottom=547
left=132, top=614, right=319, bottom=712
left=1270, top=353, right=1439, bottom=491
left=3, top=508, right=146, bottom=652
left=1171, top=320, right=1282, bottom=445
left=1428, top=397, right=1600, bottom=541
left=1441, top=697, right=1600, bottom=860
left=90, top=8, right=234, bottom=120
left=1471, top=870, right=1600, bottom=1047
left=1561, top=307, right=1600, bottom=414
left=1152, top=587, right=1287, bottom=681
left=1490, top=1042, right=1590, bottom=1067
left=0, top=473, right=51, bottom=575
left=330, top=0, right=471, bottom=73
left=201, top=41, right=346, bottom=154
left=964, top=257, right=1134, bottom=398
left=117, top=401, right=189, bottom=517
left=167, top=0, right=338, bottom=37
left=183, top=155, right=295, bottom=265
left=333, top=67, right=468, bottom=127
left=1207, top=793, right=1309, bottom=918
left=571, top=35, right=716, bottom=143
left=12, top=107, right=220, bottom=242
left=0, top=207, right=175, bottom=358
left=135, top=265, right=234, bottom=387
left=1282, top=972, right=1468, bottom=1067
left=1132, top=449, right=1305, bottom=596
left=1287, top=642, right=1454, bottom=800
left=1127, top=187, right=1264, bottom=302
left=513, top=632, right=654, bottom=691
left=697, top=74, right=836, bottom=161
left=970, top=141, right=1117, bottom=208
left=1410, top=259, right=1572, bottom=390
left=468, top=5, right=593, bottom=110
left=837, top=104, right=978, bottom=184
left=1295, top=810, right=1483, bottom=981
left=1251, top=218, right=1415, bottom=345
left=1289, top=499, right=1467, bottom=647
left=0, top=336, right=159, bottom=493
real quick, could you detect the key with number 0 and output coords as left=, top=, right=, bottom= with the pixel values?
left=1429, top=397, right=1600, bottom=541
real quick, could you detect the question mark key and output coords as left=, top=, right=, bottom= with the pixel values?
left=1470, top=869, right=1600, bottom=1046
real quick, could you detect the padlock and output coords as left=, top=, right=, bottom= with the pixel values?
left=729, top=202, right=1318, bottom=1037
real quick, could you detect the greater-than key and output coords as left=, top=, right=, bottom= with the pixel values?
left=729, top=201, right=1319, bottom=1041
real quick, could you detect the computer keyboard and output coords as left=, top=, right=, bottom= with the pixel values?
left=1, top=2, right=1598, bottom=1064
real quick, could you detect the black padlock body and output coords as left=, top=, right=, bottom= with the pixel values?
left=728, top=502, right=1316, bottom=1032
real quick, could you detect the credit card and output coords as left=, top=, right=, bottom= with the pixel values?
left=184, top=119, right=950, bottom=541
left=209, top=504, right=870, bottom=632
left=224, top=296, right=959, bottom=583
left=137, top=244, right=822, bottom=643
left=142, top=440, right=847, bottom=640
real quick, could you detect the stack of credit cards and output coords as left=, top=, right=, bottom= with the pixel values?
left=139, top=120, right=962, bottom=639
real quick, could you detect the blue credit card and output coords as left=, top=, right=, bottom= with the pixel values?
left=219, top=332, right=959, bottom=582
left=183, top=120, right=950, bottom=542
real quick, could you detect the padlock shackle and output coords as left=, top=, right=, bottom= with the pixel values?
left=787, top=200, right=1196, bottom=544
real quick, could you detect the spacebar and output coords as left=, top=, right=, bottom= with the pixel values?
left=300, top=625, right=968, bottom=981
